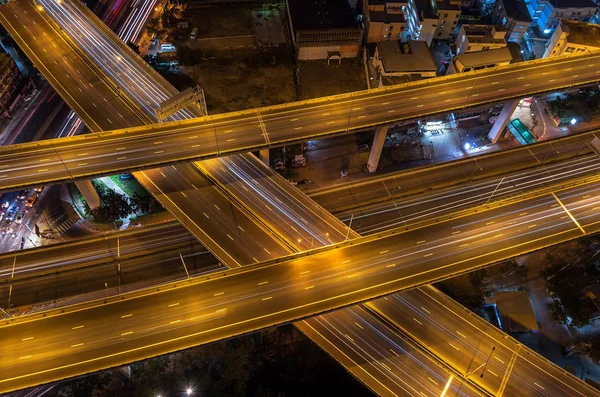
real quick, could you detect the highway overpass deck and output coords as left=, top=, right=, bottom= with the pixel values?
left=0, top=52, right=600, bottom=191
left=3, top=178, right=600, bottom=393
left=367, top=287, right=600, bottom=397
left=297, top=307, right=483, bottom=397
left=0, top=0, right=148, bottom=132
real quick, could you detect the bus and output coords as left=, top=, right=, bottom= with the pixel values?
left=190, top=27, right=198, bottom=39
left=507, top=118, right=536, bottom=145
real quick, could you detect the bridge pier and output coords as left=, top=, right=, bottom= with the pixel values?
left=488, top=100, right=519, bottom=143
left=75, top=180, right=101, bottom=209
left=367, top=125, right=390, bottom=173
left=259, top=149, right=270, bottom=167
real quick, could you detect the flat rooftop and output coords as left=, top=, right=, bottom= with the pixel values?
left=550, top=0, right=596, bottom=8
left=562, top=20, right=600, bottom=49
left=287, top=0, right=358, bottom=30
left=455, top=46, right=513, bottom=67
left=378, top=40, right=436, bottom=72
left=501, top=0, right=532, bottom=22
left=462, top=25, right=506, bottom=45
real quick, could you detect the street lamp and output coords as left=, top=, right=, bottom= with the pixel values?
left=186, top=388, right=193, bottom=396
left=570, top=118, right=577, bottom=125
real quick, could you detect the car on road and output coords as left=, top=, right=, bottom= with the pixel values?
left=35, top=187, right=44, bottom=193
left=15, top=210, right=26, bottom=224
left=26, top=194, right=38, bottom=208
left=5, top=209, right=16, bottom=222
left=17, top=189, right=29, bottom=200
left=1, top=227, right=9, bottom=236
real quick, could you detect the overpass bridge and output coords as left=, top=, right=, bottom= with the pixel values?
left=2, top=153, right=600, bottom=394
left=1, top=1, right=600, bottom=394
left=0, top=50, right=598, bottom=191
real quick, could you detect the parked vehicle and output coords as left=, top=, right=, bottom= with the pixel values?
left=17, top=189, right=29, bottom=200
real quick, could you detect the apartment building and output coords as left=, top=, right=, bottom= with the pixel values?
left=455, top=24, right=507, bottom=54
left=526, top=0, right=597, bottom=33
left=543, top=20, right=600, bottom=58
left=286, top=0, right=363, bottom=60
left=0, top=53, right=23, bottom=117
left=491, top=0, right=532, bottom=43
left=362, top=0, right=461, bottom=45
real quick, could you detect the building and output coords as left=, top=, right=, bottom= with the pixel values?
left=447, top=46, right=513, bottom=73
left=455, top=24, right=507, bottom=54
left=362, top=0, right=410, bottom=43
left=361, top=0, right=460, bottom=45
left=491, top=0, right=532, bottom=43
left=486, top=290, right=538, bottom=332
left=372, top=39, right=437, bottom=78
left=286, top=0, right=363, bottom=60
left=543, top=20, right=600, bottom=58
left=526, top=0, right=597, bottom=33
left=0, top=53, right=23, bottom=117
left=429, top=0, right=462, bottom=40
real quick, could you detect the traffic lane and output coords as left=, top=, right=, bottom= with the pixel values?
left=0, top=193, right=585, bottom=391
left=0, top=0, right=140, bottom=131
left=345, top=155, right=600, bottom=235
left=374, top=287, right=599, bottom=397
left=0, top=243, right=220, bottom=309
left=40, top=0, right=200, bottom=123
left=313, top=128, right=596, bottom=214
left=0, top=55, right=598, bottom=191
left=369, top=293, right=515, bottom=396
left=134, top=165, right=291, bottom=267
left=298, top=307, right=483, bottom=397
left=255, top=56, right=599, bottom=143
left=197, top=154, right=351, bottom=248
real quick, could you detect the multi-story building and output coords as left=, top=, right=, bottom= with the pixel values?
left=447, top=46, right=514, bottom=73
left=543, top=20, right=600, bottom=58
left=361, top=0, right=461, bottom=45
left=362, top=0, right=412, bottom=43
left=286, top=0, right=363, bottom=60
left=526, top=0, right=597, bottom=33
left=0, top=53, right=23, bottom=117
left=428, top=0, right=462, bottom=40
left=491, top=0, right=532, bottom=43
left=455, top=24, right=507, bottom=54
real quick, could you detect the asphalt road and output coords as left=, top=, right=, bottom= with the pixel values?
left=3, top=180, right=600, bottom=392
left=0, top=48, right=599, bottom=190
left=2, top=155, right=599, bottom=395
left=296, top=306, right=483, bottom=397
left=366, top=286, right=600, bottom=397
left=0, top=0, right=147, bottom=133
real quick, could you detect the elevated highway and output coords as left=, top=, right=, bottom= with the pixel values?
left=3, top=173, right=600, bottom=392
left=0, top=51, right=599, bottom=190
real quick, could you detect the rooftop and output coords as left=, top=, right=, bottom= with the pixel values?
left=488, top=291, right=538, bottom=332
left=369, top=10, right=406, bottom=23
left=549, top=0, right=596, bottom=8
left=500, top=0, right=532, bottom=22
left=287, top=0, right=358, bottom=30
left=455, top=46, right=513, bottom=67
left=377, top=40, right=437, bottom=72
left=461, top=24, right=506, bottom=45
left=561, top=20, right=600, bottom=49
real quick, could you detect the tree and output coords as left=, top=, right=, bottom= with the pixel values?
left=547, top=89, right=600, bottom=122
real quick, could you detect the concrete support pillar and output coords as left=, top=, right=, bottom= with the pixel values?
left=367, top=125, right=389, bottom=173
left=75, top=180, right=101, bottom=209
left=259, top=149, right=270, bottom=167
left=487, top=99, right=519, bottom=143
